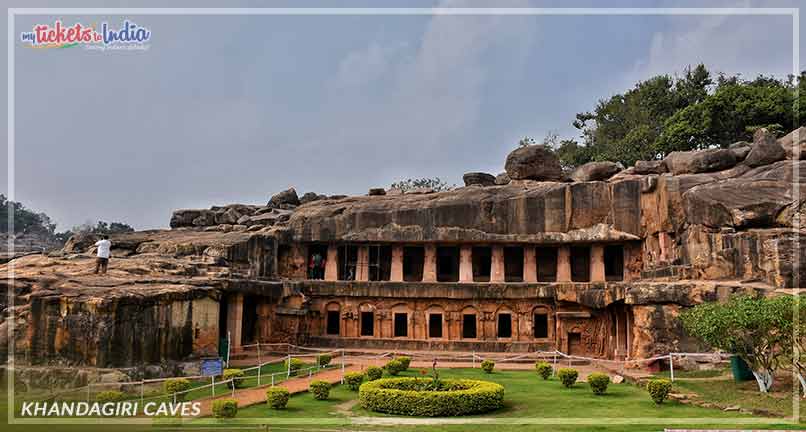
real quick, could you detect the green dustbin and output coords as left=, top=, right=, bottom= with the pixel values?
left=730, top=355, right=754, bottom=382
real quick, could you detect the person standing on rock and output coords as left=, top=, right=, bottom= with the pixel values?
left=94, top=235, right=112, bottom=274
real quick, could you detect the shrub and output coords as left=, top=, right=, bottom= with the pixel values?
left=344, top=372, right=365, bottom=391
left=587, top=373, right=610, bottom=395
left=266, top=387, right=290, bottom=409
left=366, top=366, right=383, bottom=381
left=557, top=368, right=578, bottom=388
left=284, top=357, right=305, bottom=376
left=385, top=359, right=405, bottom=376
left=96, top=390, right=124, bottom=403
left=318, top=354, right=332, bottom=367
left=359, top=377, right=504, bottom=416
left=535, top=362, right=552, bottom=380
left=211, top=399, right=238, bottom=418
left=647, top=379, right=672, bottom=404
left=309, top=380, right=331, bottom=400
left=163, top=378, right=192, bottom=401
left=396, top=356, right=412, bottom=370
left=223, top=368, right=245, bottom=389
left=480, top=359, right=495, bottom=374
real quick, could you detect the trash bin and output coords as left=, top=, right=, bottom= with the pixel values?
left=730, top=355, right=754, bottom=382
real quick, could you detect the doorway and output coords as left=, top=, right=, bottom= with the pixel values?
left=567, top=332, right=582, bottom=355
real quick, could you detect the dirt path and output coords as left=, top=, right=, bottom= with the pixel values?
left=196, top=364, right=363, bottom=416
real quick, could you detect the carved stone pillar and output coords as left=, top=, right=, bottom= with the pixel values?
left=324, top=245, right=338, bottom=281
left=226, top=293, right=244, bottom=351
left=390, top=246, right=404, bottom=282
left=491, top=246, right=505, bottom=283
left=423, top=244, right=437, bottom=282
left=557, top=246, right=571, bottom=282
left=459, top=245, right=473, bottom=283
left=523, top=246, right=537, bottom=283
left=590, top=244, right=605, bottom=282
left=356, top=246, right=369, bottom=281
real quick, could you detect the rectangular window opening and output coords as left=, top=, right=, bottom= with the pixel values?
left=462, top=314, right=477, bottom=339
left=497, top=313, right=512, bottom=338
left=403, top=246, right=424, bottom=282
left=604, top=245, right=624, bottom=281
left=368, top=245, right=393, bottom=281
left=307, top=244, right=328, bottom=280
left=472, top=247, right=492, bottom=282
left=338, top=245, right=359, bottom=281
left=394, top=313, right=408, bottom=337
left=536, top=247, right=558, bottom=282
left=571, top=246, right=591, bottom=282
left=429, top=314, right=443, bottom=338
left=504, top=246, right=524, bottom=282
left=436, top=246, right=460, bottom=282
left=360, top=311, right=374, bottom=336
left=326, top=310, right=340, bottom=336
left=533, top=313, right=548, bottom=338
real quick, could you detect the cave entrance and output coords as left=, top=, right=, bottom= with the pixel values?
left=306, top=244, right=328, bottom=280
left=604, top=245, right=624, bottom=281
left=394, top=313, right=408, bottom=337
left=242, top=295, right=258, bottom=346
left=360, top=311, right=374, bottom=336
left=567, top=332, right=582, bottom=356
left=570, top=246, right=591, bottom=282
left=368, top=245, right=392, bottom=281
left=437, top=246, right=460, bottom=282
left=462, top=314, right=477, bottom=339
left=497, top=313, right=512, bottom=338
left=504, top=246, right=524, bottom=282
left=536, top=247, right=558, bottom=282
left=403, top=246, right=424, bottom=282
left=533, top=313, right=548, bottom=338
left=338, top=245, right=359, bottom=281
left=428, top=314, right=443, bottom=338
left=326, top=310, right=340, bottom=336
left=472, top=246, right=492, bottom=282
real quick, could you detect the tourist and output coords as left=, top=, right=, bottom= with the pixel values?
left=310, top=251, right=325, bottom=279
left=94, top=235, right=112, bottom=274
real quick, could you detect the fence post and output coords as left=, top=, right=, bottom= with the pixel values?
left=287, top=354, right=291, bottom=378
left=211, top=376, right=215, bottom=397
left=340, top=349, right=345, bottom=384
left=271, top=374, right=275, bottom=387
left=257, top=342, right=262, bottom=386
left=552, top=353, right=557, bottom=376
left=472, top=351, right=476, bottom=368
left=669, top=353, right=675, bottom=382
left=226, top=331, right=231, bottom=368
left=86, top=384, right=91, bottom=402
left=140, top=381, right=145, bottom=406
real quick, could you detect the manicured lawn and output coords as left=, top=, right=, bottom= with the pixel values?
left=673, top=374, right=806, bottom=418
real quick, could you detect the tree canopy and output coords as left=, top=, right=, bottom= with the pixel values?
left=390, top=177, right=456, bottom=192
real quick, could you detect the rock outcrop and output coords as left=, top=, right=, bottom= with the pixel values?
left=463, top=172, right=496, bottom=186
left=744, top=128, right=786, bottom=167
left=570, top=161, right=623, bottom=182
left=504, top=145, right=564, bottom=181
left=664, top=149, right=737, bottom=175
left=779, top=127, right=805, bottom=159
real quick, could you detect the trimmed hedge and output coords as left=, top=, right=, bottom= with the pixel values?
left=318, top=354, right=332, bottom=367
left=309, top=380, right=331, bottom=400
left=96, top=390, right=124, bottom=403
left=366, top=366, right=383, bottom=381
left=285, top=358, right=305, bottom=376
left=344, top=372, right=365, bottom=391
left=647, top=379, right=672, bottom=404
left=385, top=359, right=405, bottom=376
left=396, top=356, right=412, bottom=370
left=557, top=368, right=578, bottom=388
left=223, top=368, right=245, bottom=389
left=211, top=399, right=238, bottom=418
left=266, top=387, right=290, bottom=409
left=480, top=359, right=495, bottom=374
left=587, top=373, right=610, bottom=395
left=163, top=378, right=192, bottom=401
left=359, top=377, right=504, bottom=417
left=535, top=362, right=552, bottom=380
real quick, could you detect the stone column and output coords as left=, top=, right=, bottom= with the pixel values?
left=590, top=244, right=605, bottom=282
left=491, top=246, right=505, bottom=283
left=324, top=245, right=338, bottom=281
left=523, top=247, right=537, bottom=283
left=459, top=245, right=473, bottom=282
left=356, top=246, right=369, bottom=281
left=423, top=244, right=437, bottom=282
left=557, top=246, right=571, bottom=282
left=390, top=246, right=404, bottom=282
left=226, top=293, right=244, bottom=351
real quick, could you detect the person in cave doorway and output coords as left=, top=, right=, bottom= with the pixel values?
left=309, top=251, right=326, bottom=279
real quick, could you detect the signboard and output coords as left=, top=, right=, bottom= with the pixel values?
left=200, top=358, right=223, bottom=377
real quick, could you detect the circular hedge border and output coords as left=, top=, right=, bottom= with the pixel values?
left=358, top=377, right=504, bottom=417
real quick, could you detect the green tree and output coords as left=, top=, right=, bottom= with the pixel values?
left=390, top=177, right=455, bottom=192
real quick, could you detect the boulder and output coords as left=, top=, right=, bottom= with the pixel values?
left=368, top=188, right=387, bottom=196
left=300, top=192, right=328, bottom=204
left=633, top=160, right=667, bottom=175
left=664, top=149, right=737, bottom=175
left=191, top=210, right=216, bottom=227
left=778, top=126, right=806, bottom=160
left=504, top=145, right=564, bottom=181
left=386, top=188, right=404, bottom=196
left=215, top=208, right=242, bottom=225
left=269, top=188, right=300, bottom=207
left=728, top=141, right=751, bottom=161
left=329, top=194, right=348, bottom=200
left=169, top=209, right=203, bottom=228
left=494, top=172, right=511, bottom=185
left=248, top=213, right=278, bottom=226
left=462, top=172, right=496, bottom=186
left=569, top=161, right=623, bottom=182
left=744, top=128, right=785, bottom=167
left=236, top=215, right=251, bottom=225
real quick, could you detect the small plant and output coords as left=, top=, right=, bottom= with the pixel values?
left=163, top=378, right=192, bottom=401
left=535, top=362, right=552, bottom=380
left=223, top=368, right=245, bottom=389
left=309, top=380, right=331, bottom=400
left=557, top=368, right=579, bottom=388
left=285, top=357, right=305, bottom=376
left=344, top=372, right=364, bottom=391
left=396, top=356, right=412, bottom=370
left=96, top=390, right=124, bottom=403
left=385, top=359, right=405, bottom=376
left=318, top=353, right=332, bottom=367
left=481, top=359, right=495, bottom=374
left=647, top=379, right=672, bottom=404
left=366, top=366, right=383, bottom=381
left=587, top=372, right=610, bottom=395
left=211, top=399, right=238, bottom=418
left=266, top=387, right=290, bottom=409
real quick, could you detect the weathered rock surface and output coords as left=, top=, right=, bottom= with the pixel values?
left=463, top=172, right=496, bottom=186
left=570, top=161, right=623, bottom=182
left=744, top=129, right=785, bottom=167
left=494, top=172, right=511, bottom=185
left=504, top=145, right=564, bottom=181
left=728, top=141, right=752, bottom=161
left=779, top=127, right=805, bottom=159
left=269, top=188, right=300, bottom=207
left=633, top=160, right=667, bottom=174
left=368, top=188, right=387, bottom=196
left=300, top=192, right=328, bottom=204
left=664, top=149, right=737, bottom=175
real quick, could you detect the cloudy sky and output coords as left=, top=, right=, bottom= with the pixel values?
left=2, top=0, right=805, bottom=230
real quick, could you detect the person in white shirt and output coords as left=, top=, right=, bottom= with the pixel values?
left=94, top=235, right=112, bottom=274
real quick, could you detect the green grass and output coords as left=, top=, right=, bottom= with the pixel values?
left=653, top=367, right=730, bottom=379
left=673, top=375, right=806, bottom=418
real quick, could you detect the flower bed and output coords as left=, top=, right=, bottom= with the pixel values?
left=358, top=377, right=504, bottom=416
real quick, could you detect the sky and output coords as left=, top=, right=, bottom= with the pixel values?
left=2, top=0, right=805, bottom=230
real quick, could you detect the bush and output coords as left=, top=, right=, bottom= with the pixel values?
left=587, top=373, right=610, bottom=395
left=396, top=356, right=412, bottom=370
left=557, top=368, right=578, bottom=388
left=211, top=399, right=238, bottom=418
left=385, top=359, right=405, bottom=376
left=359, top=377, right=504, bottom=416
left=535, top=362, right=552, bottom=380
left=309, top=380, right=331, bottom=400
left=266, top=387, right=290, bottom=409
left=163, top=378, right=192, bottom=401
left=318, top=353, right=332, bottom=367
left=96, top=390, right=124, bottom=403
left=344, top=372, right=364, bottom=391
left=480, top=359, right=495, bottom=374
left=647, top=379, right=672, bottom=404
left=366, top=366, right=383, bottom=381
left=223, top=368, right=245, bottom=389
left=284, top=357, right=305, bottom=376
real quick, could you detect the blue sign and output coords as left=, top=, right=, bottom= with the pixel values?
left=201, top=358, right=223, bottom=376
